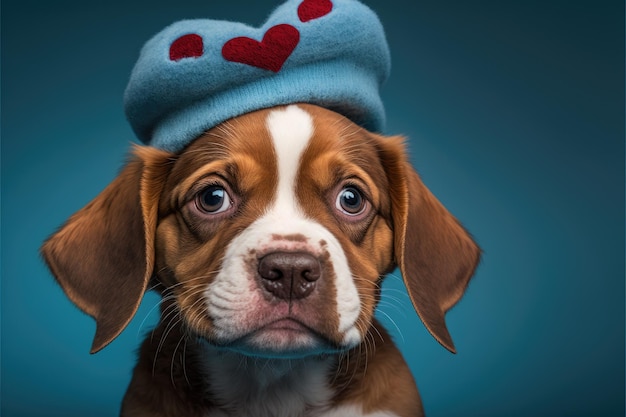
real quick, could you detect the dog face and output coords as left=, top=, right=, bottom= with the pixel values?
left=154, top=104, right=394, bottom=357
left=42, top=104, right=479, bottom=357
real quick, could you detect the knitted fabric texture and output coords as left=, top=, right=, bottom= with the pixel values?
left=124, top=0, right=390, bottom=152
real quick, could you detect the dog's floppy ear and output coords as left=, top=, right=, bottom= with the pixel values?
left=41, top=145, right=173, bottom=353
left=377, top=135, right=480, bottom=353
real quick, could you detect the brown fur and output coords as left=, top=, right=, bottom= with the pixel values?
left=41, top=104, right=480, bottom=416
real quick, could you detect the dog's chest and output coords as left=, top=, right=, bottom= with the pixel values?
left=205, top=406, right=398, bottom=417
left=199, top=348, right=400, bottom=417
left=201, top=350, right=333, bottom=417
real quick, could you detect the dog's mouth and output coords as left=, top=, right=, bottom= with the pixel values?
left=212, top=318, right=346, bottom=359
left=262, top=318, right=311, bottom=333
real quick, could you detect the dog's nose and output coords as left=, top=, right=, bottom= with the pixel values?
left=258, top=252, right=321, bottom=300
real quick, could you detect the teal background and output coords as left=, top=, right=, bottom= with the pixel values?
left=2, top=1, right=624, bottom=416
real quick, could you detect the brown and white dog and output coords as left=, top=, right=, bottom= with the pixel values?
left=42, top=104, right=480, bottom=417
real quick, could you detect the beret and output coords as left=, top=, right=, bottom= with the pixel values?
left=124, top=0, right=391, bottom=152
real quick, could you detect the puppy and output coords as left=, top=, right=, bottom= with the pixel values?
left=42, top=103, right=479, bottom=417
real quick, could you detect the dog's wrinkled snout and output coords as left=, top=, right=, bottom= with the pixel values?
left=258, top=252, right=321, bottom=300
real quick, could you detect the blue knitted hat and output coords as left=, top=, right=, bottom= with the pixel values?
left=124, top=0, right=390, bottom=152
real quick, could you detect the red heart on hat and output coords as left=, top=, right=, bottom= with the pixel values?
left=222, top=24, right=300, bottom=73
left=170, top=34, right=204, bottom=61
left=298, top=0, right=333, bottom=22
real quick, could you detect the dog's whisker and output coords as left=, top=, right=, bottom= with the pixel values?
left=375, top=302, right=407, bottom=319
left=159, top=299, right=183, bottom=324
left=170, top=333, right=188, bottom=389
left=158, top=304, right=183, bottom=339
left=385, top=271, right=406, bottom=283
left=375, top=310, right=405, bottom=344
left=156, top=315, right=183, bottom=359
left=136, top=296, right=170, bottom=339
left=179, top=299, right=210, bottom=336
left=368, top=322, right=385, bottom=346
left=350, top=275, right=384, bottom=290
left=147, top=294, right=178, bottom=343
left=379, top=287, right=412, bottom=298
left=344, top=346, right=360, bottom=392
left=162, top=272, right=219, bottom=292
left=360, top=336, right=370, bottom=381
left=178, top=299, right=212, bottom=333
left=182, top=337, right=192, bottom=388
left=151, top=312, right=182, bottom=378
left=331, top=351, right=347, bottom=387
left=378, top=291, right=408, bottom=304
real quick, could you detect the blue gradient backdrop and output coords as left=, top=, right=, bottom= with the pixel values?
left=2, top=1, right=624, bottom=416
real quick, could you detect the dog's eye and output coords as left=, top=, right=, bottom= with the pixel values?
left=336, top=187, right=366, bottom=215
left=196, top=185, right=232, bottom=214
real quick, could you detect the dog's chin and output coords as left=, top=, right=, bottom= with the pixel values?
left=210, top=319, right=351, bottom=359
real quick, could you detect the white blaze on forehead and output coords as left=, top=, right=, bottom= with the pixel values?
left=266, top=105, right=313, bottom=211
left=265, top=105, right=361, bottom=338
